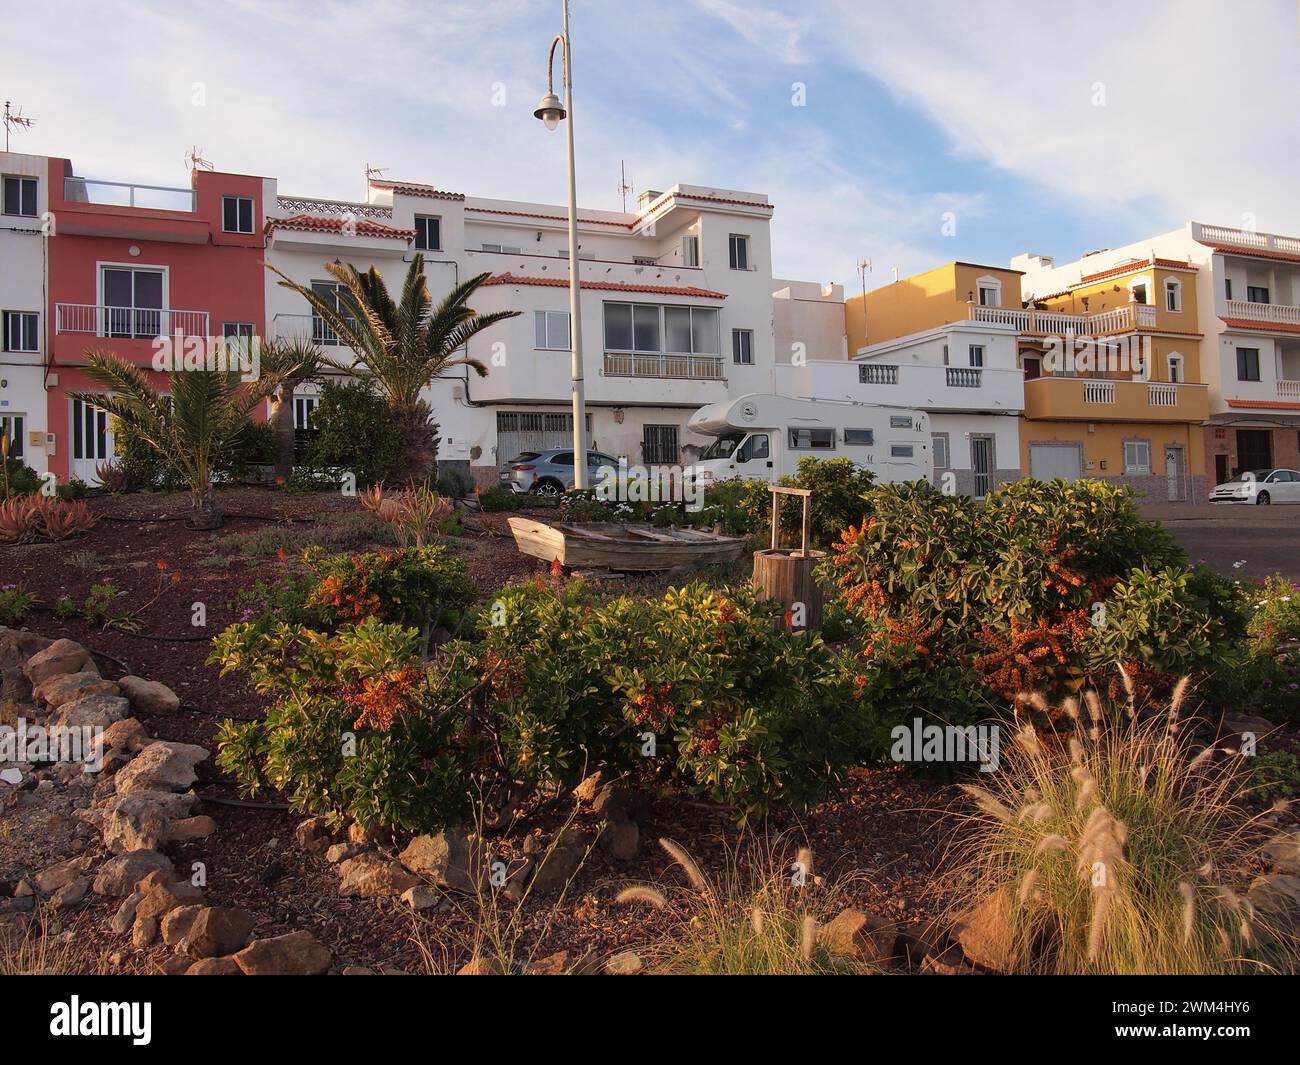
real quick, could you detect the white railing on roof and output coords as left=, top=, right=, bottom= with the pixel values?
left=1195, top=222, right=1300, bottom=255
left=63, top=177, right=195, bottom=212
left=1224, top=299, right=1300, bottom=325
left=276, top=196, right=393, bottom=221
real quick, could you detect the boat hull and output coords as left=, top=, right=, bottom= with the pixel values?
left=507, top=518, right=747, bottom=572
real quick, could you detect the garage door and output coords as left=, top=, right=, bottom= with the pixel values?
left=1029, top=442, right=1083, bottom=481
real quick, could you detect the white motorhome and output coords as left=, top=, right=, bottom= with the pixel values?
left=688, top=393, right=932, bottom=485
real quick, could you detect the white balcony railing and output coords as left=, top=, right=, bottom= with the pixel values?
left=1083, top=380, right=1116, bottom=404
left=859, top=363, right=899, bottom=384
left=603, top=352, right=724, bottom=380
left=1279, top=380, right=1300, bottom=398
left=55, top=303, right=209, bottom=338
left=1224, top=299, right=1300, bottom=325
left=63, top=177, right=195, bottom=212
left=1195, top=223, right=1300, bottom=255
left=1148, top=383, right=1178, bottom=407
left=275, top=196, right=393, bottom=221
left=272, top=312, right=357, bottom=347
left=972, top=303, right=1155, bottom=335
left=945, top=366, right=982, bottom=388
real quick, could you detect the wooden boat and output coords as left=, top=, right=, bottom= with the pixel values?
left=508, top=517, right=747, bottom=572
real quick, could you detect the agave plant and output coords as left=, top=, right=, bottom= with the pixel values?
left=72, top=351, right=284, bottom=529
left=359, top=482, right=453, bottom=547
left=0, top=496, right=98, bottom=544
left=270, top=256, right=519, bottom=482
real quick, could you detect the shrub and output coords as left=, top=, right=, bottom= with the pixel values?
left=1245, top=749, right=1300, bottom=805
left=118, top=429, right=185, bottom=491
left=1247, top=576, right=1300, bottom=648
left=948, top=686, right=1297, bottom=974
left=302, top=380, right=405, bottom=488
left=0, top=496, right=98, bottom=544
left=478, top=485, right=516, bottom=512
left=94, top=461, right=130, bottom=494
left=359, top=484, right=454, bottom=547
left=436, top=467, right=474, bottom=498
left=0, top=585, right=35, bottom=626
left=1, top=458, right=42, bottom=499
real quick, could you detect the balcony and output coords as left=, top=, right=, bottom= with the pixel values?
left=63, top=177, right=196, bottom=213
left=55, top=303, right=210, bottom=339
left=602, top=352, right=725, bottom=380
left=971, top=303, right=1156, bottom=335
left=1025, top=376, right=1209, bottom=422
left=848, top=361, right=1023, bottom=412
left=272, top=313, right=356, bottom=347
left=1223, top=299, right=1300, bottom=328
left=275, top=196, right=393, bottom=221
left=1280, top=380, right=1300, bottom=398
left=945, top=366, right=982, bottom=388
left=1194, top=222, right=1300, bottom=256
left=858, top=364, right=898, bottom=385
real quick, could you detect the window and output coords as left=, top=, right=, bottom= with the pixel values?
left=2, top=311, right=38, bottom=352
left=732, top=328, right=753, bottom=365
left=1123, top=440, right=1151, bottom=474
left=968, top=344, right=985, bottom=368
left=844, top=428, right=875, bottom=446
left=728, top=234, right=750, bottom=270
left=482, top=243, right=524, bottom=254
left=1236, top=347, right=1261, bottom=382
left=788, top=426, right=835, bottom=450
left=942, top=343, right=949, bottom=366
left=682, top=235, right=699, bottom=268
left=1164, top=279, right=1182, bottom=312
left=889, top=415, right=913, bottom=429
left=931, top=434, right=949, bottom=469
left=2, top=175, right=37, bottom=217
left=890, top=444, right=915, bottom=458
left=71, top=397, right=110, bottom=463
left=1167, top=353, right=1184, bottom=383
left=1247, top=285, right=1270, bottom=304
left=0, top=414, right=24, bottom=459
left=534, top=310, right=571, bottom=350
left=633, top=255, right=658, bottom=266
left=294, top=395, right=318, bottom=431
left=1023, top=355, right=1041, bottom=380
left=976, top=280, right=1000, bottom=306
left=222, top=195, right=254, bottom=234
left=101, top=267, right=163, bottom=338
left=310, top=281, right=356, bottom=345
left=1130, top=281, right=1148, bottom=305
left=222, top=322, right=255, bottom=340
left=738, top=434, right=769, bottom=461
left=643, top=424, right=680, bottom=465
left=413, top=215, right=441, bottom=252
left=603, top=302, right=718, bottom=355
left=1225, top=278, right=1233, bottom=300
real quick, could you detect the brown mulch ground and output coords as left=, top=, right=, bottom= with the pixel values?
left=1, top=487, right=957, bottom=973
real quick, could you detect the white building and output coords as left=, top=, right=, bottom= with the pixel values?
left=0, top=151, right=52, bottom=477
left=265, top=179, right=780, bottom=486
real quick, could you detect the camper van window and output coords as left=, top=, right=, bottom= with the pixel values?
left=889, top=416, right=913, bottom=429
left=740, top=434, right=769, bottom=461
left=844, top=429, right=875, bottom=446
left=890, top=444, right=915, bottom=458
left=788, top=427, right=835, bottom=450
left=700, top=432, right=744, bottom=461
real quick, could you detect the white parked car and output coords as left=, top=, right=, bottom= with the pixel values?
left=1208, top=468, right=1300, bottom=505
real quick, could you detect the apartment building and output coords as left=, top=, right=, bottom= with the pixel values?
left=266, top=179, right=780, bottom=486
left=0, top=149, right=267, bottom=483
left=1018, top=222, right=1300, bottom=488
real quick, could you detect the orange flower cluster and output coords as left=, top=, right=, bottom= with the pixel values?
left=344, top=664, right=425, bottom=731
left=484, top=649, right=524, bottom=699
left=630, top=682, right=677, bottom=729
left=1106, top=659, right=1178, bottom=704
left=973, top=610, right=1090, bottom=699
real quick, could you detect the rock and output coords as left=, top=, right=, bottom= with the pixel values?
left=24, top=639, right=92, bottom=685
left=1, top=665, right=32, bottom=705
left=1263, top=831, right=1300, bottom=876
left=34, top=670, right=118, bottom=710
left=51, top=877, right=90, bottom=909
left=233, top=931, right=332, bottom=976
left=604, top=950, right=643, bottom=975
left=0, top=766, right=22, bottom=786
left=101, top=718, right=150, bottom=753
left=160, top=954, right=193, bottom=975
left=117, top=675, right=181, bottom=715
left=1247, top=873, right=1300, bottom=920
left=109, top=892, right=144, bottom=935
left=591, top=783, right=628, bottom=819
left=113, top=741, right=209, bottom=795
left=457, top=956, right=503, bottom=975
left=0, top=910, right=31, bottom=941
left=400, top=884, right=441, bottom=911
left=93, top=850, right=174, bottom=896
left=895, top=918, right=949, bottom=967
left=572, top=771, right=604, bottom=803
left=816, top=908, right=899, bottom=964
left=1224, top=713, right=1276, bottom=737
left=341, top=965, right=374, bottom=975
left=952, top=887, right=1016, bottom=972
left=598, top=816, right=639, bottom=861
left=0, top=628, right=53, bottom=662
left=161, top=905, right=204, bottom=947
left=337, top=853, right=422, bottom=898
left=166, top=815, right=217, bottom=843
left=530, top=831, right=587, bottom=892
left=136, top=880, right=204, bottom=924
left=921, top=945, right=981, bottom=975
left=185, top=957, right=242, bottom=975
left=181, top=907, right=256, bottom=958
left=135, top=868, right=176, bottom=894
left=132, top=914, right=159, bottom=949
left=294, top=816, right=334, bottom=855
left=34, top=856, right=92, bottom=894
left=50, top=693, right=130, bottom=730
left=399, top=830, right=488, bottom=894
left=14, top=879, right=35, bottom=898
left=325, top=842, right=363, bottom=864
left=81, top=789, right=199, bottom=853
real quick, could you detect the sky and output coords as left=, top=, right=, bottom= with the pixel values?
left=6, top=0, right=1300, bottom=291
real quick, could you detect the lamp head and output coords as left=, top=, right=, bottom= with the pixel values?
left=533, top=92, right=566, bottom=130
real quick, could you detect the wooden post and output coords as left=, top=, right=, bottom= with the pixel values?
left=753, top=485, right=824, bottom=633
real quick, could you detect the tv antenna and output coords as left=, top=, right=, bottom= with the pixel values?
left=4, top=101, right=36, bottom=152
left=617, top=160, right=634, bottom=213
left=366, top=163, right=388, bottom=196
left=184, top=146, right=213, bottom=172
left=856, top=257, right=872, bottom=300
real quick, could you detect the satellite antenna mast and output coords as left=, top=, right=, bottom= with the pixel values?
left=4, top=101, right=36, bottom=152
left=184, top=146, right=213, bottom=172
left=617, top=160, right=633, bottom=213
left=365, top=163, right=387, bottom=199
left=856, top=257, right=872, bottom=301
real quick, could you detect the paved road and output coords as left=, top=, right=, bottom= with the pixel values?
left=1138, top=503, right=1300, bottom=582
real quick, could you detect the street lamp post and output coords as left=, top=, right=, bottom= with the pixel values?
left=535, top=0, right=589, bottom=490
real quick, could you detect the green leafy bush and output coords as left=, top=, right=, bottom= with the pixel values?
left=0, top=585, right=35, bottom=625
left=301, top=380, right=405, bottom=488
left=478, top=485, right=517, bottom=512
left=1, top=459, right=43, bottom=499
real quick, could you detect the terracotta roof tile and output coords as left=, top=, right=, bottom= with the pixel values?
left=1221, top=316, right=1300, bottom=334
left=1224, top=398, right=1300, bottom=410
left=266, top=214, right=415, bottom=239
left=368, top=179, right=465, bottom=202
left=1204, top=244, right=1300, bottom=265
left=1078, top=257, right=1197, bottom=285
left=482, top=272, right=726, bottom=299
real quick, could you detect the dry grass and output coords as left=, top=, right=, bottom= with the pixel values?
left=0, top=904, right=101, bottom=975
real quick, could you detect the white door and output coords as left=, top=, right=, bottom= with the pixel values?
left=1029, top=442, right=1082, bottom=481
left=70, top=397, right=113, bottom=484
left=1164, top=446, right=1186, bottom=502
left=733, top=433, right=773, bottom=481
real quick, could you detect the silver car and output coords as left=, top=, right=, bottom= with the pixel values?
left=499, top=448, right=620, bottom=495
left=1208, top=468, right=1300, bottom=505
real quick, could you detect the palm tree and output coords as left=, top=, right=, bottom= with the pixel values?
left=269, top=255, right=519, bottom=481
left=72, top=351, right=284, bottom=529
left=257, top=338, right=329, bottom=483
